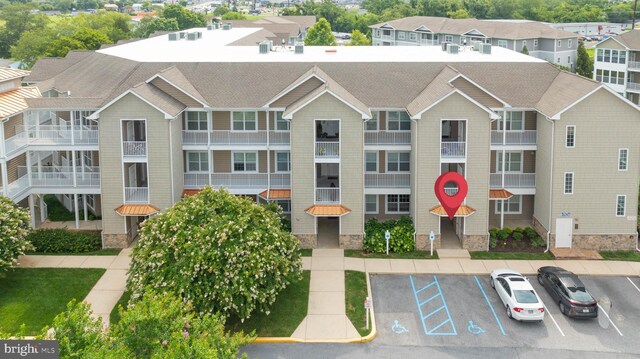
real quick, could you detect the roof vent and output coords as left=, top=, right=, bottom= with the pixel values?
left=295, top=43, right=304, bottom=54
left=480, top=43, right=492, bottom=55
left=222, top=22, right=232, bottom=30
left=259, top=40, right=271, bottom=54
left=446, top=43, right=459, bottom=54
left=168, top=33, right=178, bottom=41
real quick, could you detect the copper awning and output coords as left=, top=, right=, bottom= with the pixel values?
left=115, top=204, right=160, bottom=216
left=182, top=189, right=202, bottom=197
left=305, top=204, right=351, bottom=216
left=489, top=189, right=514, bottom=200
left=258, top=189, right=291, bottom=200
left=429, top=204, right=476, bottom=217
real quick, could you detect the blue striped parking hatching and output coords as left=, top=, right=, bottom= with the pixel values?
left=410, top=275, right=457, bottom=336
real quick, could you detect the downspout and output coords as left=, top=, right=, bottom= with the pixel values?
left=169, top=117, right=175, bottom=205
left=411, top=117, right=418, bottom=247
left=362, top=117, right=367, bottom=239
left=544, top=117, right=555, bottom=253
left=266, top=110, right=270, bottom=192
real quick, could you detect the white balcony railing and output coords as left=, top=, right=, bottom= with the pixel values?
left=315, top=141, right=339, bottom=158
left=364, top=173, right=410, bottom=188
left=211, top=131, right=267, bottom=146
left=491, top=131, right=537, bottom=145
left=444, top=187, right=458, bottom=195
left=125, top=187, right=149, bottom=203
left=490, top=173, right=536, bottom=188
left=628, top=61, right=640, bottom=69
left=364, top=131, right=411, bottom=145
left=13, top=125, right=99, bottom=147
left=627, top=82, right=640, bottom=91
left=5, top=174, right=29, bottom=199
left=183, top=173, right=210, bottom=188
left=182, top=130, right=208, bottom=145
left=269, top=131, right=291, bottom=145
left=316, top=187, right=340, bottom=204
left=441, top=141, right=466, bottom=158
left=184, top=173, right=289, bottom=189
left=123, top=141, right=147, bottom=157
left=19, top=166, right=100, bottom=188
left=270, top=173, right=291, bottom=188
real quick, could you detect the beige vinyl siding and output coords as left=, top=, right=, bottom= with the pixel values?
left=3, top=113, right=22, bottom=139
left=378, top=151, right=386, bottom=173
left=271, top=77, right=323, bottom=108
left=258, top=151, right=267, bottom=173
left=451, top=77, right=503, bottom=108
left=534, top=113, right=553, bottom=231
left=150, top=78, right=202, bottom=108
left=7, top=153, right=25, bottom=182
left=170, top=116, right=184, bottom=202
left=213, top=151, right=231, bottom=172
left=596, top=38, right=626, bottom=51
left=212, top=111, right=231, bottom=130
left=551, top=88, right=640, bottom=234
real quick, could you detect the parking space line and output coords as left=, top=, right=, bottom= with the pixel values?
left=541, top=303, right=565, bottom=337
left=473, top=276, right=506, bottom=336
left=415, top=281, right=436, bottom=294
left=627, top=277, right=640, bottom=295
left=409, top=275, right=457, bottom=336
left=597, top=304, right=623, bottom=337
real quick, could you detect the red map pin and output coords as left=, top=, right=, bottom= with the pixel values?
left=434, top=172, right=468, bottom=220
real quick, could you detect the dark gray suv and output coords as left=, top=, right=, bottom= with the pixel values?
left=537, top=266, right=598, bottom=318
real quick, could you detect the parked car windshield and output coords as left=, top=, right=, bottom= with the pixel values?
left=514, top=290, right=539, bottom=303
left=567, top=287, right=593, bottom=302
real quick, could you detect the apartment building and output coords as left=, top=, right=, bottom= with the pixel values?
left=593, top=30, right=640, bottom=106
left=13, top=26, right=640, bottom=252
left=370, top=17, right=578, bottom=71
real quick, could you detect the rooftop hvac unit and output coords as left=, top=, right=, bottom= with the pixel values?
left=187, top=32, right=197, bottom=41
left=207, top=25, right=213, bottom=31
left=222, top=23, right=232, bottom=30
left=480, top=43, right=492, bottom=54
left=197, top=31, right=202, bottom=39
left=179, top=32, right=186, bottom=39
left=295, top=43, right=304, bottom=54
left=446, top=43, right=459, bottom=54
left=259, top=41, right=271, bottom=54
left=441, top=41, right=450, bottom=51
left=168, top=33, right=178, bottom=41
left=473, top=41, right=482, bottom=51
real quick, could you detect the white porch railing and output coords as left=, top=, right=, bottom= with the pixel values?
left=211, top=131, right=267, bottom=145
left=444, top=187, right=458, bottom=195
left=364, top=173, right=410, bottom=188
left=627, top=82, right=640, bottom=91
left=20, top=166, right=100, bottom=188
left=315, top=141, right=339, bottom=158
left=316, top=188, right=340, bottom=204
left=269, top=131, right=290, bottom=145
left=183, top=173, right=209, bottom=188
left=182, top=130, right=208, bottom=145
left=211, top=173, right=268, bottom=188
left=441, top=141, right=466, bottom=158
left=123, top=141, right=147, bottom=157
left=364, top=131, right=411, bottom=145
left=5, top=174, right=29, bottom=199
left=491, top=130, right=537, bottom=145
left=490, top=173, right=536, bottom=188
left=628, top=61, right=640, bottom=69
left=270, top=173, right=291, bottom=188
left=125, top=187, right=149, bottom=203
left=14, top=125, right=99, bottom=146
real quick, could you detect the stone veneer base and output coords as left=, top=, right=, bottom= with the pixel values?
left=532, top=216, right=637, bottom=250
left=462, top=235, right=488, bottom=251
left=102, top=233, right=131, bottom=249
left=339, top=234, right=364, bottom=249
left=295, top=234, right=318, bottom=249
left=416, top=234, right=441, bottom=251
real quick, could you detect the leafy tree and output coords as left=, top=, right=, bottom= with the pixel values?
left=127, top=188, right=302, bottom=321
left=521, top=44, right=529, bottom=55
left=133, top=16, right=179, bottom=38
left=347, top=29, right=370, bottom=46
left=0, top=196, right=32, bottom=272
left=576, top=40, right=593, bottom=78
left=221, top=11, right=246, bottom=20
left=361, top=0, right=401, bottom=15
left=0, top=3, right=49, bottom=58
left=304, top=18, right=337, bottom=46
left=213, top=5, right=230, bottom=16
left=381, top=3, right=417, bottom=21
left=44, top=300, right=106, bottom=358
left=448, top=8, right=471, bottom=19
left=161, top=4, right=207, bottom=30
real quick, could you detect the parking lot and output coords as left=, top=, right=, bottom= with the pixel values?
left=371, top=274, right=640, bottom=355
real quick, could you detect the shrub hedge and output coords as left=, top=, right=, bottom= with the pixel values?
left=363, top=216, right=415, bottom=253
left=27, top=229, right=101, bottom=253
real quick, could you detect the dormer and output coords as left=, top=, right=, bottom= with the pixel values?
left=0, top=68, right=30, bottom=95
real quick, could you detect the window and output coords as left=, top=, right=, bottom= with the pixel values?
left=616, top=195, right=626, bottom=217
left=187, top=151, right=209, bottom=172
left=566, top=125, right=575, bottom=148
left=186, top=111, right=207, bottom=131
left=596, top=48, right=603, bottom=62
left=365, top=151, right=378, bottom=172
left=604, top=49, right=610, bottom=62
left=618, top=148, right=628, bottom=171
left=557, top=40, right=561, bottom=48
left=409, top=32, right=416, bottom=41
left=387, top=152, right=410, bottom=172
left=275, top=151, right=290, bottom=172
left=444, top=35, right=453, bottom=42
left=496, top=151, right=522, bottom=172
left=387, top=111, right=410, bottom=131
left=233, top=152, right=257, bottom=172
left=460, top=36, right=466, bottom=45
left=568, top=55, right=571, bottom=64
left=498, top=111, right=524, bottom=131
left=611, top=50, right=618, bottom=63
left=232, top=111, right=257, bottom=131
left=497, top=40, right=508, bottom=48
left=564, top=172, right=574, bottom=194
left=533, top=39, right=538, bottom=48
left=568, top=39, right=572, bottom=48
left=398, top=31, right=405, bottom=40
left=595, top=69, right=624, bottom=85
left=365, top=111, right=378, bottom=131
left=495, top=195, right=522, bottom=214
left=365, top=194, right=378, bottom=214
left=276, top=200, right=291, bottom=213
left=275, top=111, right=289, bottom=131
left=375, top=30, right=381, bottom=37
left=387, top=194, right=410, bottom=213
left=383, top=29, right=391, bottom=36
left=557, top=57, right=560, bottom=63
left=620, top=50, right=627, bottom=64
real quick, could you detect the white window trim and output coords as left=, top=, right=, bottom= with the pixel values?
left=496, top=151, right=524, bottom=173
left=533, top=39, right=538, bottom=47
left=186, top=151, right=209, bottom=173
left=274, top=111, right=290, bottom=132
left=557, top=40, right=561, bottom=48
left=497, top=39, right=508, bottom=48
left=564, top=172, right=574, bottom=195
left=365, top=194, right=378, bottom=214
left=494, top=195, right=522, bottom=214
left=231, top=111, right=258, bottom=132
left=618, top=148, right=629, bottom=171
left=409, top=32, right=416, bottom=41
left=385, top=151, right=410, bottom=173
left=398, top=31, right=405, bottom=40
left=498, top=111, right=525, bottom=131
left=568, top=39, right=572, bottom=48
left=232, top=151, right=259, bottom=173
left=386, top=194, right=410, bottom=214
left=365, top=151, right=378, bottom=173
left=386, top=111, right=411, bottom=132
left=364, top=111, right=379, bottom=132
left=276, top=199, right=291, bottom=214
left=445, top=35, right=453, bottom=42
left=565, top=125, right=576, bottom=148
left=274, top=151, right=290, bottom=173
left=616, top=195, right=626, bottom=217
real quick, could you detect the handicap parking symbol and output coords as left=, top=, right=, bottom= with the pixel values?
left=392, top=320, right=409, bottom=334
left=467, top=320, right=485, bottom=335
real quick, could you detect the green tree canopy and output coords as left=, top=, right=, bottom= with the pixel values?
left=0, top=3, right=49, bottom=58
left=133, top=16, right=179, bottom=38
left=213, top=5, right=231, bottom=16
left=127, top=188, right=302, bottom=321
left=576, top=40, right=593, bottom=78
left=161, top=4, right=206, bottom=30
left=221, top=11, right=246, bottom=20
left=304, top=18, right=337, bottom=46
left=0, top=196, right=32, bottom=272
left=347, top=29, right=371, bottom=46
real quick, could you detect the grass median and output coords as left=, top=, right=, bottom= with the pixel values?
left=345, top=250, right=438, bottom=259
left=345, top=271, right=371, bottom=337
left=470, top=251, right=555, bottom=260
left=599, top=250, right=640, bottom=262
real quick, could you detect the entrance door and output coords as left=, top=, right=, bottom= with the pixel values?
left=455, top=217, right=463, bottom=240
left=128, top=164, right=137, bottom=187
left=555, top=218, right=573, bottom=248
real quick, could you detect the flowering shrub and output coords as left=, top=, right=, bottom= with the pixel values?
left=363, top=216, right=415, bottom=253
left=0, top=196, right=32, bottom=272
left=128, top=187, right=302, bottom=321
left=27, top=229, right=101, bottom=253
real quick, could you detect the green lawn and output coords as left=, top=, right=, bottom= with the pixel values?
left=226, top=271, right=310, bottom=337
left=345, top=249, right=438, bottom=259
left=109, top=290, right=131, bottom=325
left=599, top=250, right=640, bottom=262
left=0, top=268, right=106, bottom=335
left=44, top=194, right=100, bottom=221
left=345, top=271, right=371, bottom=337
left=586, top=47, right=594, bottom=60
left=470, top=251, right=554, bottom=260
left=298, top=248, right=312, bottom=257
left=26, top=248, right=122, bottom=256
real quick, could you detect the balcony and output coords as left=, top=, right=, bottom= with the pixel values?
left=365, top=173, right=410, bottom=188
left=490, top=173, right=536, bottom=188
left=183, top=172, right=276, bottom=189
left=125, top=187, right=149, bottom=203
left=182, top=130, right=290, bottom=147
left=122, top=141, right=147, bottom=157
left=627, top=82, right=640, bottom=92
left=316, top=187, right=340, bottom=204
left=20, top=166, right=100, bottom=188
left=4, top=126, right=99, bottom=156
left=315, top=141, right=339, bottom=159
left=364, top=131, right=411, bottom=146
left=441, top=141, right=465, bottom=159
left=269, top=131, right=290, bottom=146
left=628, top=61, right=640, bottom=70
left=491, top=131, right=537, bottom=146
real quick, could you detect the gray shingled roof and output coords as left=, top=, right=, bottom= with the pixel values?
left=608, top=30, right=640, bottom=50
left=130, top=83, right=186, bottom=117
left=26, top=97, right=103, bottom=109
left=406, top=66, right=458, bottom=116
left=25, top=51, right=93, bottom=83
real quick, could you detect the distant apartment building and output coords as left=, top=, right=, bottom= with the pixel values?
left=593, top=30, right=640, bottom=106
left=223, top=16, right=315, bottom=45
left=6, top=26, right=639, bottom=252
left=370, top=16, right=578, bottom=71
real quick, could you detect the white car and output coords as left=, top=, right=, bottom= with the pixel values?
left=490, top=269, right=545, bottom=322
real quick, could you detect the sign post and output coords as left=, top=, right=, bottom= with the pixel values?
left=385, top=230, right=390, bottom=255
left=429, top=230, right=435, bottom=257
left=364, top=297, right=371, bottom=330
